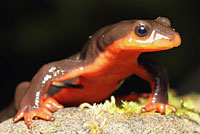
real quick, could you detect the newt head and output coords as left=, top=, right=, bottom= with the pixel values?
left=112, top=17, right=181, bottom=52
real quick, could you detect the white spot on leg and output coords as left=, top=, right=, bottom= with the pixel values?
left=49, top=66, right=56, bottom=73
left=34, top=91, right=40, bottom=108
left=42, top=74, right=52, bottom=84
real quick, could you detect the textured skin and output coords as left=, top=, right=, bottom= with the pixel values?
left=14, top=17, right=181, bottom=128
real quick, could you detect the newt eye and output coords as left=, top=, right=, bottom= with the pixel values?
left=134, top=25, right=150, bottom=37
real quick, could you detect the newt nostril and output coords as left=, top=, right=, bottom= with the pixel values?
left=156, top=17, right=171, bottom=27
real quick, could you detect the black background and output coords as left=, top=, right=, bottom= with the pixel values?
left=0, top=0, right=199, bottom=110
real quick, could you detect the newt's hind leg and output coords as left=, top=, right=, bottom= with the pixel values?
left=14, top=82, right=30, bottom=110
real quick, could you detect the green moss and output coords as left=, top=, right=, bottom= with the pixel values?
left=79, top=96, right=142, bottom=133
left=183, top=100, right=195, bottom=110
left=80, top=96, right=142, bottom=116
left=168, top=89, right=182, bottom=108
left=120, top=100, right=142, bottom=114
left=80, top=91, right=200, bottom=133
left=168, top=89, right=200, bottom=122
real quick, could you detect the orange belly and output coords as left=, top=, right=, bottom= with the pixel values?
left=53, top=81, right=119, bottom=106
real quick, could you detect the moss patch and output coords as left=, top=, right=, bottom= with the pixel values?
left=80, top=90, right=200, bottom=133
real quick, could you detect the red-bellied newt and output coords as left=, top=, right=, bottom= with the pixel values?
left=13, top=17, right=181, bottom=128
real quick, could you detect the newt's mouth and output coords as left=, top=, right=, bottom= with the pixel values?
left=127, top=32, right=181, bottom=52
left=150, top=30, right=181, bottom=51
left=152, top=32, right=181, bottom=49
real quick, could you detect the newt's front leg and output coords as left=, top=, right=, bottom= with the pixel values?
left=13, top=59, right=83, bottom=128
left=136, top=58, right=176, bottom=114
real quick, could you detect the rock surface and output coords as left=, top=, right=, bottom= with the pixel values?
left=0, top=107, right=200, bottom=134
